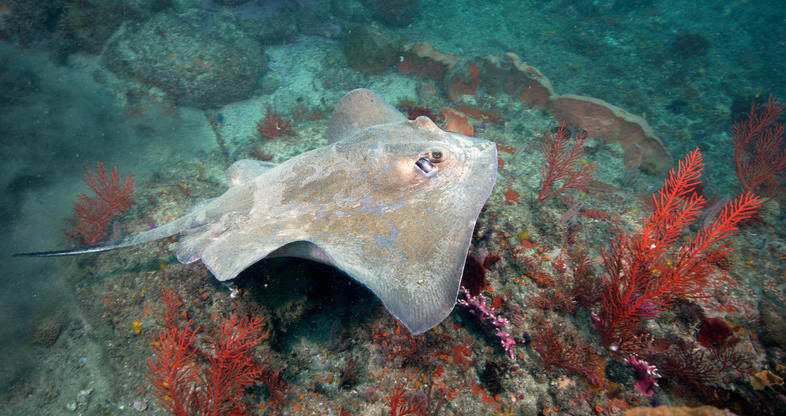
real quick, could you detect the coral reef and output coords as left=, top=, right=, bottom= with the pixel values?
left=481, top=53, right=555, bottom=108
left=6, top=1, right=786, bottom=414
left=440, top=107, right=474, bottom=136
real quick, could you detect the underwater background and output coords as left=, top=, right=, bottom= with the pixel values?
left=1, top=0, right=785, bottom=415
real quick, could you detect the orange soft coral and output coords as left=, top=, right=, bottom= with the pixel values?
left=440, top=107, right=474, bottom=136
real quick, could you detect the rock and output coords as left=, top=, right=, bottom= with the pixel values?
left=341, top=24, right=397, bottom=74
left=133, top=398, right=147, bottom=411
left=362, top=0, right=419, bottom=26
left=758, top=198, right=781, bottom=224
left=258, top=73, right=281, bottom=95
left=61, top=0, right=124, bottom=54
left=671, top=33, right=711, bottom=59
left=102, top=12, right=267, bottom=109
left=201, top=0, right=298, bottom=45
left=760, top=301, right=786, bottom=350
left=76, top=389, right=93, bottom=409
left=238, top=7, right=298, bottom=45
left=297, top=8, right=341, bottom=39
left=330, top=0, right=373, bottom=21
left=549, top=94, right=673, bottom=174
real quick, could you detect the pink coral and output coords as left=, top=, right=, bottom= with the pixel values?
left=625, top=355, right=660, bottom=397
left=457, top=287, right=515, bottom=359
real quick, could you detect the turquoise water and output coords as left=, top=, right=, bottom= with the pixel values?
left=1, top=1, right=785, bottom=415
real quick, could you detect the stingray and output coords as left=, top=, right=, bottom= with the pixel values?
left=15, top=89, right=498, bottom=335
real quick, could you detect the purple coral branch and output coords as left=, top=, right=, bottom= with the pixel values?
left=457, top=287, right=516, bottom=359
left=625, top=355, right=661, bottom=396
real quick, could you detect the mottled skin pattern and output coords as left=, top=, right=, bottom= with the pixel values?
left=16, top=90, right=498, bottom=335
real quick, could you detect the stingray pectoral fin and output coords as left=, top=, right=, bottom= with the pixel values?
left=197, top=239, right=333, bottom=282
left=197, top=237, right=458, bottom=335
left=331, top=252, right=462, bottom=335
left=376, top=277, right=459, bottom=335
left=264, top=241, right=335, bottom=265
left=325, top=89, right=406, bottom=144
left=336, top=256, right=464, bottom=335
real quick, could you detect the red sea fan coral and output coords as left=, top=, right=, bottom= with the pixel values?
left=67, top=162, right=134, bottom=245
left=147, top=289, right=269, bottom=416
left=200, top=316, right=267, bottom=414
left=732, top=95, right=786, bottom=197
left=537, top=122, right=597, bottom=202
left=386, top=383, right=426, bottom=416
left=532, top=315, right=603, bottom=387
left=147, top=320, right=200, bottom=416
left=595, top=149, right=761, bottom=354
left=257, top=111, right=295, bottom=139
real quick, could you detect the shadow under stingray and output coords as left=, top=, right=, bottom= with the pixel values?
left=233, top=257, right=380, bottom=353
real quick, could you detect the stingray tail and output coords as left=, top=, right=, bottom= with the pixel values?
left=13, top=237, right=139, bottom=257
left=13, top=213, right=200, bottom=258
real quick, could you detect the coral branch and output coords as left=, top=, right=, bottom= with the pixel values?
left=537, top=122, right=597, bottom=202
left=147, top=321, right=200, bottom=416
left=199, top=316, right=268, bottom=415
left=159, top=287, right=181, bottom=331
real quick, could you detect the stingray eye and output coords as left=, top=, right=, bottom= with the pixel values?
left=415, top=156, right=437, bottom=178
left=429, top=150, right=444, bottom=163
